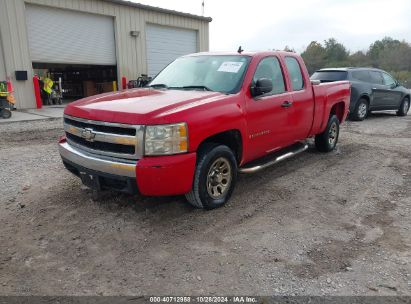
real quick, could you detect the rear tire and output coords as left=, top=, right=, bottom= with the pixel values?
left=185, top=144, right=237, bottom=210
left=397, top=97, right=410, bottom=116
left=315, top=115, right=340, bottom=152
left=351, top=98, right=369, bottom=121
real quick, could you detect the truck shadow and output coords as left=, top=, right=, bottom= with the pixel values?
left=86, top=189, right=195, bottom=214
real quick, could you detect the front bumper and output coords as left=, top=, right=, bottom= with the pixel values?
left=59, top=141, right=197, bottom=196
left=59, top=142, right=137, bottom=178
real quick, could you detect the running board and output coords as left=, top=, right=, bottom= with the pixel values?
left=239, top=142, right=308, bottom=174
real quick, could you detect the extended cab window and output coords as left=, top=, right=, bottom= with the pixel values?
left=285, top=57, right=304, bottom=91
left=253, top=57, right=285, bottom=95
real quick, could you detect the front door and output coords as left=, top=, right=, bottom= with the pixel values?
left=245, top=56, right=292, bottom=160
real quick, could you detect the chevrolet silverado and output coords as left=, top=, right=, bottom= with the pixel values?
left=59, top=51, right=351, bottom=209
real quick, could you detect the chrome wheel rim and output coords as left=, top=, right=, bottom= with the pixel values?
left=206, top=157, right=232, bottom=199
left=403, top=100, right=410, bottom=114
left=328, top=122, right=338, bottom=146
left=358, top=103, right=367, bottom=118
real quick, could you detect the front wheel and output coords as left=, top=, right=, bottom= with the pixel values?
left=397, top=97, right=410, bottom=116
left=185, top=144, right=237, bottom=210
left=315, top=115, right=340, bottom=152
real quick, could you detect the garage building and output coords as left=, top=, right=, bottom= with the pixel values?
left=0, top=0, right=211, bottom=109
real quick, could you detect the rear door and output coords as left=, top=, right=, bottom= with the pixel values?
left=245, top=56, right=292, bottom=157
left=381, top=72, right=403, bottom=109
left=284, top=56, right=314, bottom=141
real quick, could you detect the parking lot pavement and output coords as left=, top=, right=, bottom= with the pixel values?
left=0, top=106, right=64, bottom=124
left=0, top=112, right=410, bottom=296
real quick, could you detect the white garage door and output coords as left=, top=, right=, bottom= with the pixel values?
left=26, top=5, right=116, bottom=65
left=146, top=24, right=197, bottom=77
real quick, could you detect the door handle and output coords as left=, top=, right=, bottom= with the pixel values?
left=281, top=101, right=293, bottom=108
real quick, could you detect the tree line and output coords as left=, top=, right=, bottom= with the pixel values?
left=288, top=37, right=411, bottom=88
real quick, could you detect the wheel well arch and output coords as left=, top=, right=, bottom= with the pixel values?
left=403, top=94, right=410, bottom=101
left=330, top=101, right=345, bottom=122
left=197, top=130, right=243, bottom=164
left=359, top=94, right=370, bottom=104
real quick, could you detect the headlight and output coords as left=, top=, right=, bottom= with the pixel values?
left=144, top=123, right=188, bottom=155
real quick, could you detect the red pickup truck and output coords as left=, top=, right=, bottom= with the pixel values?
left=59, top=51, right=350, bottom=209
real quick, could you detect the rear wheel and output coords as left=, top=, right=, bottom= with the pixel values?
left=397, top=97, right=410, bottom=116
left=185, top=144, right=237, bottom=210
left=351, top=98, right=369, bottom=121
left=315, top=115, right=340, bottom=152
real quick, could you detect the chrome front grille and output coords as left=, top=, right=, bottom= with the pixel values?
left=64, top=115, right=144, bottom=160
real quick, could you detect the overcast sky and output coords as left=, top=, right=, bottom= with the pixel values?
left=135, top=0, right=411, bottom=53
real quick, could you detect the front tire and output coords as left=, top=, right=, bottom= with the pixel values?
left=185, top=144, right=237, bottom=210
left=397, top=97, right=410, bottom=116
left=351, top=98, right=369, bottom=121
left=315, top=115, right=340, bottom=152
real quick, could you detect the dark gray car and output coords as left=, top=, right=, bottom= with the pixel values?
left=311, top=68, right=410, bottom=120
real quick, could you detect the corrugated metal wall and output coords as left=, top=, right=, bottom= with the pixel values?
left=0, top=0, right=210, bottom=109
left=0, top=31, right=6, bottom=80
left=0, top=0, right=34, bottom=108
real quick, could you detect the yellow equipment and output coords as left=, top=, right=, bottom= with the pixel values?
left=0, top=80, right=14, bottom=119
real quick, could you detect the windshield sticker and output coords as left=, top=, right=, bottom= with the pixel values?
left=217, top=62, right=244, bottom=73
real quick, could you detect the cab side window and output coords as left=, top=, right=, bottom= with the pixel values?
left=253, top=57, right=286, bottom=95
left=285, top=57, right=304, bottom=91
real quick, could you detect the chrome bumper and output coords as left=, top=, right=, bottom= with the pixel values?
left=59, top=142, right=136, bottom=178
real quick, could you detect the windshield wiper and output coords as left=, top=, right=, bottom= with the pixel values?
left=147, top=83, right=168, bottom=89
left=169, top=85, right=213, bottom=92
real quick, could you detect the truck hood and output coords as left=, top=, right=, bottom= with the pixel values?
left=64, top=88, right=227, bottom=125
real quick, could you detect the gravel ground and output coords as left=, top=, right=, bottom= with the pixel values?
left=0, top=113, right=410, bottom=296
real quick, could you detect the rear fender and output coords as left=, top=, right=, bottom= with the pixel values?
left=310, top=81, right=350, bottom=135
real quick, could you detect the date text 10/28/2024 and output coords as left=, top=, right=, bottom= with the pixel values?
left=149, top=297, right=258, bottom=303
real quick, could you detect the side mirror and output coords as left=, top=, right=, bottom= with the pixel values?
left=391, top=82, right=398, bottom=89
left=251, top=78, right=273, bottom=97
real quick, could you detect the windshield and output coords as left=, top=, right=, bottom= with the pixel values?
left=149, top=55, right=251, bottom=94
left=311, top=71, right=348, bottom=82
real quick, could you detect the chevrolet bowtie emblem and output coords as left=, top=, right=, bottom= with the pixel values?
left=81, top=128, right=96, bottom=142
